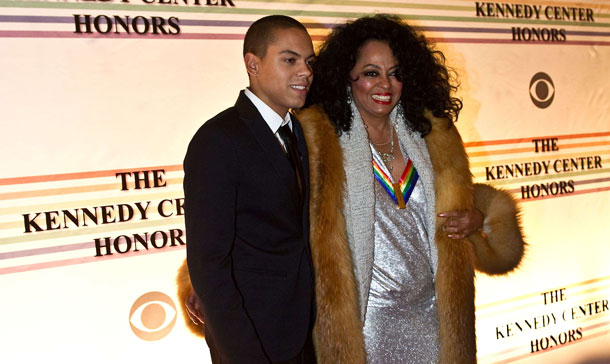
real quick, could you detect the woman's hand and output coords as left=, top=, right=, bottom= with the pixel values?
left=185, top=290, right=205, bottom=326
left=438, top=209, right=484, bottom=239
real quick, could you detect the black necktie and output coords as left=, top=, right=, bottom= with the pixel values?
left=278, top=123, right=304, bottom=199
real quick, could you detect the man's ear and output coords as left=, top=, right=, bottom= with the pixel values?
left=244, top=52, right=259, bottom=77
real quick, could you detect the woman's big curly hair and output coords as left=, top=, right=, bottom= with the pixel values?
left=306, top=14, right=462, bottom=136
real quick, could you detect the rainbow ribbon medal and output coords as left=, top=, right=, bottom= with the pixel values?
left=371, top=148, right=419, bottom=209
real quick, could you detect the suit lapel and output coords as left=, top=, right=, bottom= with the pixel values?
left=292, top=115, right=309, bottom=199
left=235, top=92, right=301, bottom=205
left=292, top=114, right=310, bottom=219
left=292, top=115, right=314, bottom=290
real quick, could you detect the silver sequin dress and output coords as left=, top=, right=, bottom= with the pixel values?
left=362, top=144, right=440, bottom=364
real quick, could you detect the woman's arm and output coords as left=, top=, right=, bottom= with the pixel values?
left=438, top=184, right=525, bottom=275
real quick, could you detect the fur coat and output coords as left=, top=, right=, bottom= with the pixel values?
left=176, top=105, right=526, bottom=364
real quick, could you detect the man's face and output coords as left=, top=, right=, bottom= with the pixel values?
left=249, top=27, right=315, bottom=116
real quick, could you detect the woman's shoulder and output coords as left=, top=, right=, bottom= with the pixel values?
left=295, top=105, right=338, bottom=141
left=423, top=109, right=452, bottom=131
left=296, top=105, right=331, bottom=126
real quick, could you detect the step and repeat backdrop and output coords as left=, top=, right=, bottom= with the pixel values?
left=1, top=0, right=609, bottom=363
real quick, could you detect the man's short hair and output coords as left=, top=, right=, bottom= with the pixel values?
left=243, top=15, right=308, bottom=58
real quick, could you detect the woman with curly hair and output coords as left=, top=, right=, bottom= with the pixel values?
left=294, top=15, right=525, bottom=363
left=177, top=14, right=525, bottom=364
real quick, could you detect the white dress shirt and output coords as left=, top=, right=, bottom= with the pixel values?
left=244, top=88, right=292, bottom=151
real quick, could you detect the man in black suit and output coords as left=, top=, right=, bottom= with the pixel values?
left=183, top=15, right=316, bottom=364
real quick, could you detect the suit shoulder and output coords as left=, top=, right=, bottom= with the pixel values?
left=189, top=107, right=242, bottom=144
left=199, top=107, right=241, bottom=132
left=208, top=106, right=242, bottom=127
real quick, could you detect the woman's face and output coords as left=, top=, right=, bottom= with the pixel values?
left=349, top=40, right=403, bottom=124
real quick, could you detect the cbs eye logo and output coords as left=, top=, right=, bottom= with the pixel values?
left=129, top=292, right=177, bottom=341
left=529, top=72, right=555, bottom=109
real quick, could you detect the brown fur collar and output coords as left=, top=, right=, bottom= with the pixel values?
left=424, top=110, right=477, bottom=363
left=298, top=105, right=367, bottom=364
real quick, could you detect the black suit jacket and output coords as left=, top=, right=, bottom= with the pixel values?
left=184, top=92, right=313, bottom=364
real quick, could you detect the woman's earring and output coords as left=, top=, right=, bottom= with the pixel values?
left=346, top=86, right=353, bottom=104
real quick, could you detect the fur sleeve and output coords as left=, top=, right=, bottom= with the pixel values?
left=176, top=259, right=205, bottom=337
left=469, top=183, right=526, bottom=275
